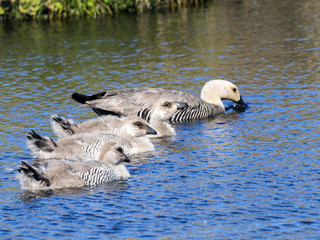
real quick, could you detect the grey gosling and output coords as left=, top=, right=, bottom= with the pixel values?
left=52, top=100, right=188, bottom=139
left=17, top=142, right=131, bottom=190
left=27, top=116, right=157, bottom=159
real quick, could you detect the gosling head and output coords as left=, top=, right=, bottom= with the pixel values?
left=98, top=142, right=130, bottom=165
left=120, top=116, right=157, bottom=137
left=150, top=100, right=188, bottom=121
left=200, top=79, right=247, bottom=110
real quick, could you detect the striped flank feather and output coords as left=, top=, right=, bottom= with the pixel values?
left=82, top=135, right=135, bottom=157
left=79, top=165, right=120, bottom=186
left=137, top=108, right=152, bottom=122
left=168, top=102, right=223, bottom=123
left=82, top=138, right=108, bottom=159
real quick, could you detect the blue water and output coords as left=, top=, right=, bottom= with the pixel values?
left=1, top=0, right=320, bottom=239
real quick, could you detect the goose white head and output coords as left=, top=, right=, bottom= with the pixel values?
left=98, top=142, right=130, bottom=165
left=150, top=99, right=188, bottom=121
left=200, top=79, right=246, bottom=109
left=119, top=116, right=157, bottom=137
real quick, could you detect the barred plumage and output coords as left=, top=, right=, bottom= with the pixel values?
left=137, top=108, right=152, bottom=122
left=82, top=138, right=109, bottom=159
left=168, top=102, right=224, bottom=123
left=82, top=134, right=136, bottom=157
left=79, top=165, right=119, bottom=186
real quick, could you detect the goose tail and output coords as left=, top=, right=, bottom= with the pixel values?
left=18, top=161, right=50, bottom=187
left=26, top=130, right=57, bottom=157
left=71, top=92, right=106, bottom=104
left=51, top=115, right=77, bottom=138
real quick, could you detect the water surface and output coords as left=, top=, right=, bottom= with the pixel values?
left=1, top=0, right=320, bottom=239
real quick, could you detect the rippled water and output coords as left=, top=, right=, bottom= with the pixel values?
left=1, top=0, right=320, bottom=239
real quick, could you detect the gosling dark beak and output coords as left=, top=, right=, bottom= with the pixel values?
left=123, top=154, right=131, bottom=163
left=233, top=96, right=248, bottom=112
left=175, top=101, right=189, bottom=110
left=146, top=125, right=157, bottom=135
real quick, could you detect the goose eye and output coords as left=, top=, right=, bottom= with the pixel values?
left=232, top=88, right=237, bottom=93
left=135, top=122, right=142, bottom=127
left=163, top=102, right=171, bottom=107
left=117, top=147, right=123, bottom=154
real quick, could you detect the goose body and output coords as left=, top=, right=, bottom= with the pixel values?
left=27, top=116, right=157, bottom=160
left=72, top=79, right=247, bottom=122
left=52, top=100, right=187, bottom=139
left=51, top=115, right=122, bottom=139
left=17, top=142, right=131, bottom=190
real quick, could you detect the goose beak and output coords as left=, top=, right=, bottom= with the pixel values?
left=123, top=154, right=131, bottom=163
left=233, top=96, right=248, bottom=111
left=146, top=125, right=157, bottom=135
left=175, top=101, right=188, bottom=110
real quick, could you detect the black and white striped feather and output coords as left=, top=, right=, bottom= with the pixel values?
left=79, top=165, right=120, bottom=186
left=137, top=102, right=222, bottom=123
left=82, top=138, right=108, bottom=159
left=137, top=108, right=152, bottom=122
left=82, top=135, right=133, bottom=157
left=168, top=102, right=223, bottom=123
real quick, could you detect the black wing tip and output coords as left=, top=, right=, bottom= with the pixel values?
left=93, top=108, right=122, bottom=117
left=51, top=115, right=63, bottom=122
left=19, top=161, right=51, bottom=187
left=27, top=129, right=41, bottom=140
left=71, top=92, right=88, bottom=104
left=26, top=130, right=56, bottom=152
left=71, top=91, right=107, bottom=104
left=51, top=116, right=70, bottom=130
left=21, top=160, right=29, bottom=168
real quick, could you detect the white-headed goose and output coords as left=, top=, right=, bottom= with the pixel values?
left=72, top=79, right=247, bottom=122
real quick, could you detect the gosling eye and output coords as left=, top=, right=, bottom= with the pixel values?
left=163, top=102, right=171, bottom=108
left=116, top=147, right=124, bottom=154
left=232, top=88, right=237, bottom=93
left=135, top=122, right=143, bottom=127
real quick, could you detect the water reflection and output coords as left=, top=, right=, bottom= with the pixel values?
left=18, top=181, right=130, bottom=202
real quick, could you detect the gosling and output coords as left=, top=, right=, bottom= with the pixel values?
left=17, top=142, right=131, bottom=190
